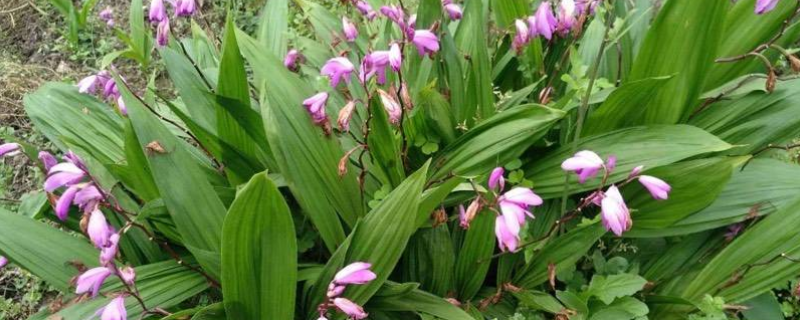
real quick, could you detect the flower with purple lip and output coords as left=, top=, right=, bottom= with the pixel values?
left=513, top=19, right=530, bottom=52
left=444, top=3, right=462, bottom=20
left=174, top=0, right=196, bottom=17
left=284, top=49, right=301, bottom=71
left=88, top=209, right=113, bottom=248
left=44, top=162, right=86, bottom=192
left=156, top=18, right=170, bottom=47
left=100, top=233, right=120, bottom=265
left=74, top=184, right=103, bottom=212
left=55, top=185, right=80, bottom=220
left=361, top=50, right=391, bottom=84
left=534, top=1, right=558, bottom=40
left=354, top=1, right=377, bottom=20
left=600, top=185, right=631, bottom=236
left=489, top=167, right=505, bottom=191
left=0, top=143, right=20, bottom=158
left=303, top=92, right=330, bottom=125
left=495, top=215, right=519, bottom=252
left=411, top=30, right=440, bottom=56
left=119, top=266, right=136, bottom=285
left=148, top=0, right=166, bottom=23
left=321, top=57, right=355, bottom=88
left=333, top=262, right=376, bottom=285
left=77, top=75, right=99, bottom=94
left=389, top=43, right=402, bottom=72
left=98, top=296, right=127, bottom=320
left=380, top=5, right=404, bottom=25
left=75, top=266, right=112, bottom=297
left=561, top=150, right=605, bottom=183
left=38, top=151, right=57, bottom=171
left=557, top=0, right=577, bottom=35
left=756, top=0, right=780, bottom=14
left=99, top=7, right=115, bottom=27
left=342, top=17, right=358, bottom=42
left=638, top=175, right=671, bottom=200
left=498, top=187, right=543, bottom=226
left=333, top=298, right=368, bottom=320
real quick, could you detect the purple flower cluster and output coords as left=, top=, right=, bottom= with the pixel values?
left=512, top=0, right=597, bottom=53
left=147, top=0, right=196, bottom=47
left=318, top=262, right=376, bottom=320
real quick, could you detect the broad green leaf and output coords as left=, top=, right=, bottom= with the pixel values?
left=587, top=274, right=648, bottom=304
left=690, top=78, right=800, bottom=155
left=516, top=223, right=606, bottom=289
left=129, top=0, right=150, bottom=67
left=257, top=0, right=288, bottom=56
left=0, top=207, right=97, bottom=292
left=161, top=48, right=218, bottom=131
left=120, top=78, right=226, bottom=279
left=455, top=0, right=494, bottom=125
left=512, top=290, right=565, bottom=314
left=590, top=297, right=649, bottom=320
left=741, top=293, right=784, bottom=320
left=368, top=100, right=405, bottom=187
left=636, top=159, right=800, bottom=237
left=237, top=29, right=362, bottom=251
left=367, top=283, right=474, bottom=320
left=222, top=172, right=297, bottom=319
left=341, top=163, right=429, bottom=304
left=582, top=76, right=672, bottom=136
left=491, top=0, right=529, bottom=29
left=431, top=105, right=565, bottom=180
left=682, top=196, right=800, bottom=302
left=453, top=211, right=495, bottom=301
left=524, top=125, right=732, bottom=199
left=400, top=225, right=455, bottom=296
left=628, top=0, right=729, bottom=124
left=28, top=260, right=208, bottom=320
left=624, top=157, right=746, bottom=231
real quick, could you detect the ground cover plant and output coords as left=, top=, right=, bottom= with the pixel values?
left=3, top=0, right=800, bottom=319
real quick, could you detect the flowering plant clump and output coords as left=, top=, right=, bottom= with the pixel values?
left=5, top=0, right=800, bottom=319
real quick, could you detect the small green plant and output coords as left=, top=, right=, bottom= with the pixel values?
left=47, top=0, right=100, bottom=46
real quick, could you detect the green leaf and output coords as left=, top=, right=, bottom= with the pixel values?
left=0, top=207, right=97, bottom=292
left=590, top=297, right=649, bottom=320
left=512, top=290, right=565, bottom=314
left=129, top=0, right=150, bottom=67
left=432, top=105, right=565, bottom=180
left=222, top=172, right=296, bottom=319
left=120, top=78, right=226, bottom=279
left=367, top=282, right=474, bottom=320
left=624, top=157, right=746, bottom=231
left=453, top=211, right=495, bottom=301
left=516, top=223, right=606, bottom=289
left=682, top=196, right=800, bottom=302
left=524, top=125, right=732, bottom=199
left=257, top=0, right=288, bottom=56
left=582, top=76, right=672, bottom=136
left=587, top=274, right=648, bottom=304
left=491, top=0, right=529, bottom=29
left=161, top=48, right=218, bottom=131
left=637, top=159, right=800, bottom=237
left=237, top=29, right=362, bottom=251
left=400, top=225, right=455, bottom=296
left=455, top=0, right=494, bottom=125
left=690, top=77, right=800, bottom=155
left=741, top=293, right=784, bottom=320
left=627, top=0, right=729, bottom=123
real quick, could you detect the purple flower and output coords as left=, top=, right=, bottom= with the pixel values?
left=378, top=89, right=402, bottom=125
left=119, top=266, right=136, bottom=285
left=534, top=1, right=557, bottom=40
left=361, top=51, right=391, bottom=84
left=628, top=165, right=643, bottom=178
left=488, top=167, right=505, bottom=191
left=333, top=298, right=368, bottom=320
left=337, top=101, right=357, bottom=132
left=74, top=184, right=103, bottom=213
left=303, top=92, right=330, bottom=125
left=284, top=49, right=300, bottom=71
left=44, top=162, right=85, bottom=192
left=77, top=75, right=98, bottom=94
left=75, top=266, right=112, bottom=297
left=38, top=151, right=57, bottom=171
left=327, top=282, right=346, bottom=298
left=557, top=0, right=577, bottom=35
left=411, top=30, right=440, bottom=56
left=444, top=3, right=462, bottom=20
left=756, top=0, right=780, bottom=14
left=0, top=143, right=20, bottom=157
left=342, top=17, right=358, bottom=42
left=460, top=198, right=481, bottom=229
left=380, top=5, right=404, bottom=25
left=99, top=233, right=120, bottom=265
left=354, top=1, right=377, bottom=20
left=334, top=262, right=376, bottom=285
left=99, top=296, right=127, bottom=320
left=55, top=185, right=80, bottom=220
left=606, top=155, right=617, bottom=173
left=495, top=215, right=519, bottom=252
left=576, top=0, right=598, bottom=15
left=389, top=43, right=402, bottom=72
left=149, top=0, right=166, bottom=23
left=512, top=19, right=530, bottom=52
left=600, top=185, right=631, bottom=236
left=561, top=150, right=604, bottom=183
left=174, top=0, right=196, bottom=17
left=88, top=209, right=113, bottom=248
left=458, top=205, right=468, bottom=228
left=638, top=175, right=671, bottom=200
left=0, top=256, right=8, bottom=269
left=498, top=187, right=543, bottom=228
left=99, top=7, right=114, bottom=27
left=156, top=18, right=170, bottom=47
left=321, top=57, right=355, bottom=88
left=116, top=96, right=127, bottom=115
left=103, top=77, right=120, bottom=99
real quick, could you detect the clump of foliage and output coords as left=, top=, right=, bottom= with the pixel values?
left=3, top=0, right=800, bottom=319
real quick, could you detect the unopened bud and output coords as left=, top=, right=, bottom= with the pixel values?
left=119, top=266, right=136, bottom=285
left=539, top=86, right=553, bottom=104
left=338, top=147, right=359, bottom=178
left=400, top=84, right=413, bottom=110
left=79, top=212, right=90, bottom=234
left=431, top=208, right=447, bottom=227
left=378, top=89, right=402, bottom=125
left=790, top=55, right=800, bottom=73
left=766, top=69, right=777, bottom=93
left=338, top=101, right=357, bottom=132
left=462, top=198, right=481, bottom=228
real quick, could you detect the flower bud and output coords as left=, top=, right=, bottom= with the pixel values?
left=119, top=266, right=136, bottom=285
left=378, top=89, right=402, bottom=125
left=338, top=101, right=357, bottom=132
left=789, top=55, right=800, bottom=73
left=766, top=69, right=777, bottom=93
